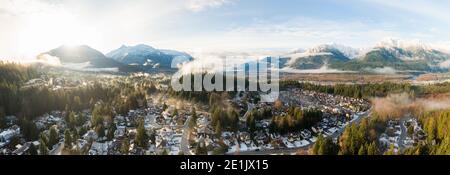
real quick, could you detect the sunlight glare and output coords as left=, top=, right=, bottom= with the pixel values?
left=17, top=10, right=101, bottom=58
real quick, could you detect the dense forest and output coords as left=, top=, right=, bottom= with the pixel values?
left=0, top=62, right=40, bottom=116
left=403, top=109, right=450, bottom=155
left=269, top=107, right=323, bottom=134
left=281, top=80, right=415, bottom=99
left=311, top=109, right=450, bottom=155
left=311, top=117, right=386, bottom=155
left=0, top=62, right=147, bottom=121
left=281, top=80, right=450, bottom=99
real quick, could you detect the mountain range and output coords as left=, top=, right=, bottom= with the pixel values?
left=282, top=39, right=450, bottom=72
left=38, top=44, right=193, bottom=72
left=106, top=44, right=192, bottom=70
left=36, top=39, right=450, bottom=74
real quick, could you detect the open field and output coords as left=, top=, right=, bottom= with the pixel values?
left=281, top=72, right=450, bottom=85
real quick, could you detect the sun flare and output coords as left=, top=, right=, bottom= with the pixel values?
left=17, top=10, right=100, bottom=59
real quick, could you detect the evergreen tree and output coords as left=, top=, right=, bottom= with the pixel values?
left=107, top=124, right=117, bottom=141
left=95, top=124, right=105, bottom=138
left=67, top=111, right=77, bottom=129
left=0, top=107, right=6, bottom=129
left=29, top=143, right=38, bottom=155
left=366, top=142, right=378, bottom=155
left=215, top=120, right=222, bottom=137
left=426, top=117, right=436, bottom=144
left=189, top=108, right=198, bottom=129
left=39, top=139, right=49, bottom=155
left=135, top=120, right=148, bottom=147
left=121, top=138, right=130, bottom=155
left=161, top=149, right=169, bottom=155
left=358, top=145, right=366, bottom=155
left=20, top=119, right=39, bottom=141
left=312, top=135, right=339, bottom=155
left=384, top=145, right=397, bottom=155
left=64, top=129, right=72, bottom=149
left=173, top=108, right=178, bottom=117
left=48, top=126, right=59, bottom=149
left=407, top=125, right=415, bottom=137
left=162, top=103, right=168, bottom=111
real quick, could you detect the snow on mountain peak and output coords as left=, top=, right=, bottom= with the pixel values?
left=106, top=44, right=159, bottom=58
left=306, top=43, right=361, bottom=59
left=376, top=38, right=431, bottom=51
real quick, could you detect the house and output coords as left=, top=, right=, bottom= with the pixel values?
left=12, top=142, right=32, bottom=155
left=83, top=130, right=98, bottom=141
left=0, top=125, right=21, bottom=144
left=88, top=141, right=112, bottom=155
left=115, top=126, right=126, bottom=138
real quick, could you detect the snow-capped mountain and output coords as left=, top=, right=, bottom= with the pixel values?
left=39, top=45, right=120, bottom=68
left=284, top=39, right=450, bottom=72
left=285, top=44, right=354, bottom=69
left=307, top=43, right=361, bottom=59
left=371, top=38, right=450, bottom=63
left=106, top=44, right=192, bottom=70
left=37, top=45, right=140, bottom=72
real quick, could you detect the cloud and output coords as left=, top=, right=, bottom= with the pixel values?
left=178, top=51, right=262, bottom=74
left=214, top=17, right=400, bottom=50
left=440, top=60, right=450, bottom=69
left=185, top=0, right=234, bottom=12
left=363, top=67, right=397, bottom=74
left=371, top=93, right=450, bottom=120
left=281, top=66, right=353, bottom=74
left=364, top=0, right=450, bottom=23
left=36, top=54, right=61, bottom=66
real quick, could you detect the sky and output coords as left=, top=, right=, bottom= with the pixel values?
left=1, top=0, right=450, bottom=60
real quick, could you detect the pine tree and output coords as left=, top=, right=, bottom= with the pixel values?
left=312, top=135, right=324, bottom=155
left=407, top=125, right=415, bottom=137
left=72, top=130, right=79, bottom=144
left=48, top=126, right=59, bottom=149
left=64, top=129, right=72, bottom=149
left=96, top=124, right=105, bottom=138
left=67, top=111, right=77, bottom=129
left=107, top=124, right=117, bottom=141
left=136, top=121, right=148, bottom=147
left=29, top=143, right=38, bottom=155
left=121, top=138, right=130, bottom=155
left=0, top=107, right=6, bottom=129
left=189, top=108, right=198, bottom=129
left=358, top=145, right=366, bottom=155
left=39, top=139, right=49, bottom=155
left=162, top=103, right=168, bottom=111
left=384, top=145, right=396, bottom=155
left=366, top=142, right=378, bottom=155
left=173, top=108, right=178, bottom=117
left=426, top=117, right=436, bottom=144
left=215, top=120, right=222, bottom=137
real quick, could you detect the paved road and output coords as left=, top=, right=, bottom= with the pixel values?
left=398, top=115, right=411, bottom=151
left=242, top=103, right=255, bottom=121
left=234, top=109, right=372, bottom=155
left=49, top=142, right=64, bottom=155
left=180, top=111, right=209, bottom=155
left=180, top=115, right=192, bottom=155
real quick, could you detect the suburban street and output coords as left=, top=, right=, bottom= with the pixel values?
left=49, top=142, right=64, bottom=155
left=233, top=109, right=372, bottom=155
left=180, top=115, right=191, bottom=155
left=180, top=110, right=209, bottom=155
left=398, top=115, right=411, bottom=151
